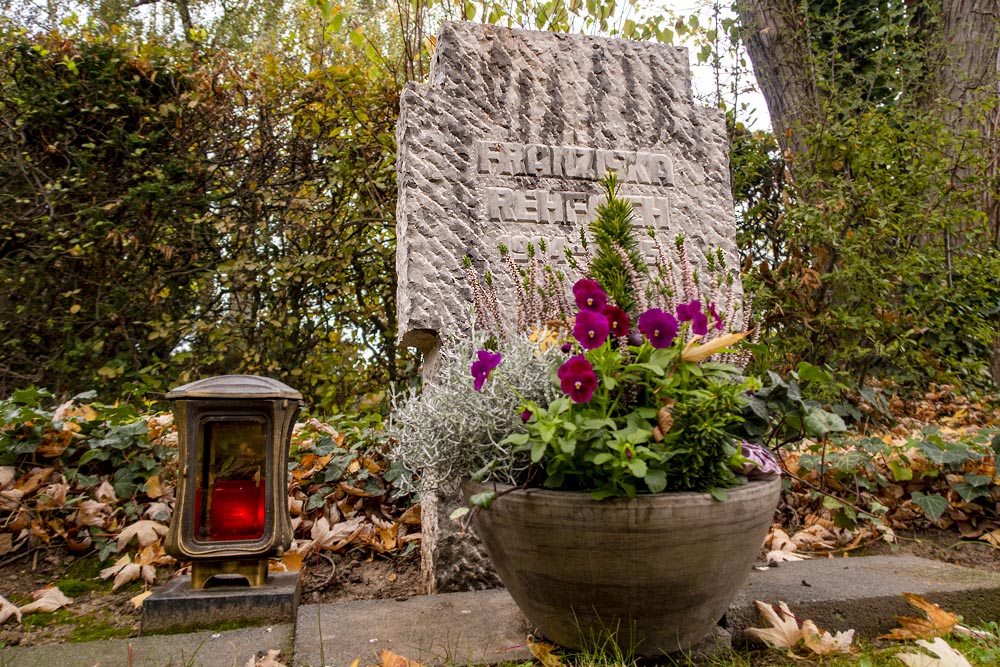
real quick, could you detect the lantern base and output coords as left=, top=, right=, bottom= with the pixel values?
left=191, top=559, right=268, bottom=589
left=141, top=570, right=300, bottom=635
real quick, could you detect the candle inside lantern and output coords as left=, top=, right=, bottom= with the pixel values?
left=208, top=479, right=265, bottom=540
left=195, top=418, right=268, bottom=542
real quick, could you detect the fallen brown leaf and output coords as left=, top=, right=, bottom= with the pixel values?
left=801, top=619, right=854, bottom=655
left=896, top=637, right=973, bottom=667
left=19, top=586, right=73, bottom=614
left=244, top=649, right=287, bottom=667
left=116, top=520, right=168, bottom=549
left=528, top=637, right=563, bottom=667
left=880, top=593, right=958, bottom=641
left=746, top=600, right=802, bottom=648
left=0, top=595, right=21, bottom=624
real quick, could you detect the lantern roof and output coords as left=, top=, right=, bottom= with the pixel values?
left=166, top=375, right=303, bottom=400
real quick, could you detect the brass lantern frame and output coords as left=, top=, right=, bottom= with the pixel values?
left=165, top=375, right=301, bottom=589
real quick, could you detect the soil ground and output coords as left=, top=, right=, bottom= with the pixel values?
left=0, top=547, right=424, bottom=648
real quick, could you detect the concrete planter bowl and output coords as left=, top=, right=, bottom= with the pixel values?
left=464, top=477, right=780, bottom=655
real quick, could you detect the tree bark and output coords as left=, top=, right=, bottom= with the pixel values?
left=737, top=0, right=818, bottom=161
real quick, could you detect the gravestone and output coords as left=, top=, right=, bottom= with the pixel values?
left=396, top=21, right=739, bottom=593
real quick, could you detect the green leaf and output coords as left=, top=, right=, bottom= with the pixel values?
left=449, top=507, right=470, bottom=521
left=306, top=492, right=327, bottom=511
left=470, top=491, right=496, bottom=509
left=803, top=409, right=847, bottom=436
left=644, top=469, right=666, bottom=493
left=709, top=487, right=728, bottom=501
left=887, top=459, right=913, bottom=481
left=627, top=459, right=647, bottom=477
left=910, top=491, right=949, bottom=522
left=531, top=441, right=546, bottom=463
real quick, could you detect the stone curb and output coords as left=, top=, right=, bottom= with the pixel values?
left=2, top=556, right=1000, bottom=666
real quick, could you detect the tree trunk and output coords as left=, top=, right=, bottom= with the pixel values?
left=737, top=0, right=818, bottom=161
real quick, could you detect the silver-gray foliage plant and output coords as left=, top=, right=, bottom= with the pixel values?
left=389, top=328, right=563, bottom=494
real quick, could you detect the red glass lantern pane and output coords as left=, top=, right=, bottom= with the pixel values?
left=209, top=479, right=265, bottom=540
left=194, top=417, right=268, bottom=543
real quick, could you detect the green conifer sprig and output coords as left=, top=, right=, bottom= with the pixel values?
left=587, top=172, right=647, bottom=313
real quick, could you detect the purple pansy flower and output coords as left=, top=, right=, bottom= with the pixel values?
left=677, top=300, right=709, bottom=336
left=470, top=349, right=503, bottom=391
left=708, top=302, right=724, bottom=331
left=557, top=354, right=598, bottom=403
left=637, top=308, right=678, bottom=349
left=573, top=309, right=610, bottom=350
left=602, top=305, right=630, bottom=338
left=520, top=409, right=532, bottom=423
left=573, top=279, right=607, bottom=312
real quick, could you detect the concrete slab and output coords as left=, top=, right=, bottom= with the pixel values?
left=727, top=555, right=1000, bottom=643
left=142, top=571, right=301, bottom=634
left=0, top=623, right=294, bottom=667
left=294, top=589, right=533, bottom=667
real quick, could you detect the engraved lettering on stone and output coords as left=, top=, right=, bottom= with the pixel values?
left=477, top=141, right=674, bottom=185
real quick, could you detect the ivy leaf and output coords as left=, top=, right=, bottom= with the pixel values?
left=803, top=409, right=847, bottom=437
left=469, top=491, right=496, bottom=510
left=911, top=492, right=949, bottom=523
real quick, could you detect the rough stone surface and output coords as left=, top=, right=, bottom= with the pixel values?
left=294, top=588, right=532, bottom=667
left=141, top=571, right=300, bottom=634
left=726, top=554, right=1000, bottom=643
left=397, top=21, right=737, bottom=353
left=0, top=624, right=294, bottom=667
left=397, top=20, right=739, bottom=594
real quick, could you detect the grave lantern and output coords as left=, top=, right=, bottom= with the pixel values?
left=165, top=375, right=301, bottom=590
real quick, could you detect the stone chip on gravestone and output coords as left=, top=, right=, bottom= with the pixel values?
left=396, top=21, right=740, bottom=593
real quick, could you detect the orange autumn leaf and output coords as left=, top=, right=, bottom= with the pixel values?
left=880, top=593, right=959, bottom=641
left=380, top=649, right=423, bottom=667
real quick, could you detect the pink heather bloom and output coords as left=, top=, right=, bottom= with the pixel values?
left=470, top=349, right=503, bottom=391
left=637, top=308, right=678, bottom=349
left=602, top=305, right=630, bottom=338
left=573, top=309, right=610, bottom=350
left=573, top=278, right=607, bottom=312
left=557, top=355, right=598, bottom=403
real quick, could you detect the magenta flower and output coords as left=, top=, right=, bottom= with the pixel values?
left=708, top=302, right=724, bottom=331
left=602, top=305, right=630, bottom=338
left=557, top=355, right=598, bottom=403
left=676, top=300, right=709, bottom=336
left=520, top=409, right=532, bottom=423
left=573, top=309, right=610, bottom=350
left=573, top=279, right=607, bottom=312
left=638, top=308, right=678, bottom=349
left=470, top=349, right=503, bottom=391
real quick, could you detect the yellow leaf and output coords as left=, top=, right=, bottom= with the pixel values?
left=880, top=593, right=958, bottom=641
left=143, top=475, right=163, bottom=499
left=681, top=331, right=750, bottom=362
left=528, top=637, right=563, bottom=667
left=69, top=304, right=81, bottom=314
left=130, top=591, right=152, bottom=608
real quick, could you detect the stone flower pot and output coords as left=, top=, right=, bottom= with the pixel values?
left=464, top=477, right=780, bottom=655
